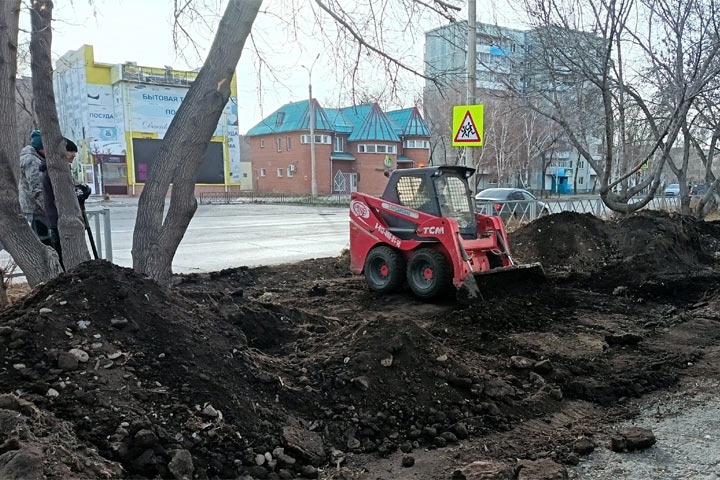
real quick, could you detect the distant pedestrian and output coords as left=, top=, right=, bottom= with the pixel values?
left=40, top=139, right=90, bottom=267
left=18, top=130, right=51, bottom=245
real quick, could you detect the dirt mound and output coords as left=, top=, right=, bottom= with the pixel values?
left=510, top=211, right=720, bottom=286
left=0, top=261, right=322, bottom=478
left=510, top=212, right=614, bottom=272
left=2, top=225, right=720, bottom=480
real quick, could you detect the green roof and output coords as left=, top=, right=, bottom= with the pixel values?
left=246, top=100, right=430, bottom=141
left=344, top=104, right=400, bottom=142
left=397, top=155, right=414, bottom=163
left=246, top=99, right=332, bottom=136
left=386, top=108, right=431, bottom=137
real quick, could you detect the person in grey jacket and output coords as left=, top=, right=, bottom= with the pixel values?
left=18, top=130, right=51, bottom=245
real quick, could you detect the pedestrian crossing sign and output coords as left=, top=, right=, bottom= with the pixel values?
left=452, top=105, right=484, bottom=147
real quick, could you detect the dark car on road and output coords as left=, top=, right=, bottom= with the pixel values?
left=690, top=184, right=706, bottom=196
left=475, top=188, right=549, bottom=220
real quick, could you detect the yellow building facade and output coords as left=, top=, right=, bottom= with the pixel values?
left=54, top=45, right=251, bottom=196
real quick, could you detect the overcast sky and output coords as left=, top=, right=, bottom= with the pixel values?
left=45, top=0, right=522, bottom=133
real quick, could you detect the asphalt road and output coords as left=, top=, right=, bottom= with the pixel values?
left=100, top=202, right=350, bottom=273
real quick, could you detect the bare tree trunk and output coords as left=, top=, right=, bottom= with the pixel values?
left=0, top=0, right=63, bottom=286
left=132, top=0, right=261, bottom=285
left=0, top=1, right=20, bottom=184
left=30, top=0, right=90, bottom=270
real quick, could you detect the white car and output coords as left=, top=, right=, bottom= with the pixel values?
left=664, top=184, right=680, bottom=196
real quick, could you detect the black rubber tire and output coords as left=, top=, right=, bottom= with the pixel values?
left=364, top=246, right=405, bottom=293
left=406, top=249, right=452, bottom=300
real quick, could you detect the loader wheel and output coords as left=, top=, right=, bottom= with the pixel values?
left=406, top=249, right=452, bottom=300
left=364, top=246, right=405, bottom=293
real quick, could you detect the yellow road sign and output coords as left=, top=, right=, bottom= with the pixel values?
left=452, top=105, right=484, bottom=147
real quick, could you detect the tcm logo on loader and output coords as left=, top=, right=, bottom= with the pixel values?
left=421, top=226, right=445, bottom=235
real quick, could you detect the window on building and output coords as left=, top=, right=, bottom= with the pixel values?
left=277, top=168, right=283, bottom=177
left=579, top=177, right=584, bottom=184
left=287, top=167, right=295, bottom=177
left=243, top=173, right=248, bottom=178
left=334, top=136, right=344, bottom=152
left=276, top=138, right=282, bottom=152
left=286, top=137, right=292, bottom=150
left=260, top=139, right=265, bottom=148
left=276, top=112, right=285, bottom=126
left=300, top=134, right=331, bottom=144
left=357, top=144, right=396, bottom=154
left=404, top=140, right=430, bottom=149
left=260, top=168, right=267, bottom=177
left=578, top=160, right=584, bottom=169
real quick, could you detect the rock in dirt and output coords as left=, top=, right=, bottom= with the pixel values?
left=401, top=455, right=415, bottom=467
left=517, top=458, right=568, bottom=480
left=282, top=426, right=325, bottom=466
left=300, top=464, right=319, bottom=478
left=57, top=352, right=79, bottom=371
left=168, top=449, right=194, bottom=480
left=0, top=446, right=43, bottom=480
left=454, top=460, right=514, bottom=479
left=510, top=356, right=534, bottom=369
left=573, top=437, right=595, bottom=455
left=110, top=317, right=129, bottom=329
left=201, top=404, right=219, bottom=418
left=610, top=427, right=656, bottom=452
left=605, top=333, right=642, bottom=346
left=69, top=348, right=89, bottom=363
left=533, top=359, right=553, bottom=374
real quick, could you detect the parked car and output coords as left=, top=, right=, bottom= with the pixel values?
left=664, top=184, right=680, bottom=196
left=475, top=188, right=549, bottom=220
left=690, top=184, right=706, bottom=196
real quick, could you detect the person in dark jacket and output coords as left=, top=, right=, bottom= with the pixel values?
left=40, top=139, right=90, bottom=266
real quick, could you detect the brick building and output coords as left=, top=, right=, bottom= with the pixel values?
left=246, top=100, right=431, bottom=195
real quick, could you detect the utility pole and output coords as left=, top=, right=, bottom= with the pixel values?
left=302, top=54, right=320, bottom=196
left=467, top=0, right=477, bottom=192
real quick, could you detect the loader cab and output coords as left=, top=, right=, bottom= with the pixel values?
left=381, top=166, right=477, bottom=239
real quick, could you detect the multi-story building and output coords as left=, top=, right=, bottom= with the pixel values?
left=424, top=22, right=600, bottom=193
left=246, top=100, right=431, bottom=196
left=53, top=45, right=249, bottom=196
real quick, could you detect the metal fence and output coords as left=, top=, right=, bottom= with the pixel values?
left=85, top=208, right=113, bottom=262
left=198, top=191, right=351, bottom=206
left=476, top=196, right=681, bottom=224
left=1, top=207, right=113, bottom=279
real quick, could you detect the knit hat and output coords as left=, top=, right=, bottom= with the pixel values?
left=65, top=139, right=78, bottom=152
left=30, top=130, right=43, bottom=151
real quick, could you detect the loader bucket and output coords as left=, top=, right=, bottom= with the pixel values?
left=459, top=262, right=546, bottom=300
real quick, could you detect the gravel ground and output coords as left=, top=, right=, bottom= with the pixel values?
left=571, top=378, right=720, bottom=479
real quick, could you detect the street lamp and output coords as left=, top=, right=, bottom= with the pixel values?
left=301, top=53, right=321, bottom=197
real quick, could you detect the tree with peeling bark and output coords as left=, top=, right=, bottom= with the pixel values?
left=0, top=0, right=63, bottom=286
left=30, top=0, right=90, bottom=269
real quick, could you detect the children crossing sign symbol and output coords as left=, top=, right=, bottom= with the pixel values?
left=452, top=105, right=484, bottom=147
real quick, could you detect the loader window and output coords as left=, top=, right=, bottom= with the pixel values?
left=396, top=176, right=432, bottom=213
left=435, top=175, right=474, bottom=228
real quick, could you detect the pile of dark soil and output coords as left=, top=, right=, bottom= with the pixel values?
left=510, top=210, right=720, bottom=286
left=510, top=212, right=614, bottom=272
left=2, top=210, right=720, bottom=479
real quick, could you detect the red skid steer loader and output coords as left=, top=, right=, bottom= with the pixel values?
left=349, top=166, right=544, bottom=300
